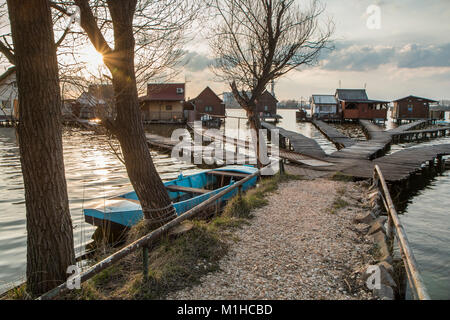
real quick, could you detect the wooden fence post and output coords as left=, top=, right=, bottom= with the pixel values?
left=142, top=246, right=149, bottom=281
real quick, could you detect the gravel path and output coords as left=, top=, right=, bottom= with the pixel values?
left=168, top=179, right=375, bottom=300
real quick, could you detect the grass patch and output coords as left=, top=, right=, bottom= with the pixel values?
left=2, top=284, right=31, bottom=300
left=59, top=172, right=297, bottom=300
left=126, top=222, right=228, bottom=299
left=331, top=172, right=354, bottom=182
left=223, top=173, right=299, bottom=219
left=329, top=198, right=350, bottom=215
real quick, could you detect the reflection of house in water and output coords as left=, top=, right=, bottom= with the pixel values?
left=0, top=67, right=18, bottom=121
left=139, top=83, right=186, bottom=124
left=336, top=89, right=388, bottom=121
left=71, top=84, right=114, bottom=120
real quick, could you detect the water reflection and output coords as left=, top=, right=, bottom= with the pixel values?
left=0, top=126, right=201, bottom=293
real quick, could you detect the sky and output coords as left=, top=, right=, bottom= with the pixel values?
left=181, top=0, right=450, bottom=102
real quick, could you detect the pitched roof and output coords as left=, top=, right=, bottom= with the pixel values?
left=141, top=83, right=186, bottom=102
left=312, top=95, right=337, bottom=105
left=189, top=86, right=223, bottom=103
left=393, top=95, right=437, bottom=103
left=336, top=89, right=368, bottom=101
left=0, top=67, right=16, bottom=84
left=336, top=89, right=389, bottom=104
left=260, top=90, right=278, bottom=103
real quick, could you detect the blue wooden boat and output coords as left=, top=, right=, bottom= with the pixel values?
left=84, top=165, right=258, bottom=231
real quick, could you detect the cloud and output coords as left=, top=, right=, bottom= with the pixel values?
left=320, top=42, right=450, bottom=71
left=182, top=51, right=214, bottom=72
left=397, top=43, right=450, bottom=68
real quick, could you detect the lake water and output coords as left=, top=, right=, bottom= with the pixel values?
left=0, top=110, right=449, bottom=298
left=0, top=126, right=201, bottom=293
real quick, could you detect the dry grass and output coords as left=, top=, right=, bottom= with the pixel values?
left=58, top=173, right=299, bottom=300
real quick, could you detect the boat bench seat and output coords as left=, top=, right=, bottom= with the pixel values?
left=166, top=185, right=211, bottom=194
left=206, top=171, right=249, bottom=178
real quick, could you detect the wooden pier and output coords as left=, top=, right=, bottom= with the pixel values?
left=329, top=120, right=392, bottom=160
left=189, top=123, right=333, bottom=167
left=261, top=121, right=327, bottom=159
left=146, top=119, right=450, bottom=183
left=390, top=126, right=450, bottom=144
left=324, top=144, right=450, bottom=182
left=311, top=119, right=356, bottom=149
left=387, top=120, right=429, bottom=134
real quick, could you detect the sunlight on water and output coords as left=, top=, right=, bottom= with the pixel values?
left=0, top=127, right=201, bottom=293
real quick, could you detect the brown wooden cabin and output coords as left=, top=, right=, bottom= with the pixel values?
left=256, top=90, right=278, bottom=117
left=392, top=95, right=437, bottom=122
left=336, top=89, right=388, bottom=121
left=139, top=83, right=186, bottom=123
left=185, top=87, right=225, bottom=122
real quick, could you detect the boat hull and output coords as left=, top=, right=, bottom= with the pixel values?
left=84, top=165, right=258, bottom=228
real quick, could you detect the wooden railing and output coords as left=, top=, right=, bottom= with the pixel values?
left=37, top=168, right=262, bottom=300
left=373, top=165, right=430, bottom=300
left=144, top=111, right=184, bottom=121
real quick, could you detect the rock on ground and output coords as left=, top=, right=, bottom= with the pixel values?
left=168, top=178, right=375, bottom=300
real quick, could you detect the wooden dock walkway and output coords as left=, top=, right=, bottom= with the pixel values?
left=261, top=122, right=327, bottom=159
left=387, top=120, right=428, bottom=134
left=189, top=123, right=333, bottom=167
left=390, top=126, right=450, bottom=144
left=311, top=119, right=356, bottom=149
left=338, top=144, right=450, bottom=182
left=329, top=120, right=392, bottom=160
left=146, top=121, right=450, bottom=183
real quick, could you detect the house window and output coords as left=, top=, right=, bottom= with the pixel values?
left=166, top=105, right=172, bottom=111
left=264, top=106, right=269, bottom=111
left=176, top=88, right=184, bottom=94
left=205, top=106, right=213, bottom=112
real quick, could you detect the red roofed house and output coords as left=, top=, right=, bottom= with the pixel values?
left=185, top=87, right=225, bottom=122
left=139, top=83, right=186, bottom=123
left=336, top=89, right=388, bottom=121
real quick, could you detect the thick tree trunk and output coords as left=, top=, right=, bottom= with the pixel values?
left=7, top=0, right=75, bottom=295
left=105, top=1, right=175, bottom=228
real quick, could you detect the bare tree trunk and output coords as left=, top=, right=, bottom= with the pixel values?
left=7, top=0, right=75, bottom=295
left=105, top=1, right=174, bottom=228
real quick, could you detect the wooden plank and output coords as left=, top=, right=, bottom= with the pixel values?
left=166, top=185, right=211, bottom=194
left=206, top=171, right=249, bottom=178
